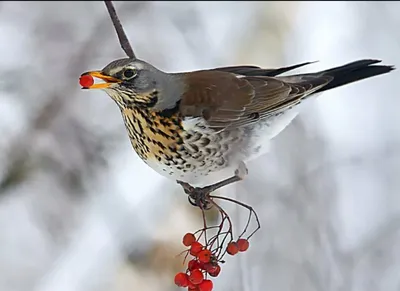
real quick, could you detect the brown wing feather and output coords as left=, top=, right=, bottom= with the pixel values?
left=177, top=59, right=394, bottom=130
left=179, top=70, right=332, bottom=130
left=179, top=70, right=254, bottom=124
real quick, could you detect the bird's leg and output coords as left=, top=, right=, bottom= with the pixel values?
left=177, top=161, right=248, bottom=210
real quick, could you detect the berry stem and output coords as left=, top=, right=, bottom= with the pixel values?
left=207, top=199, right=234, bottom=260
left=209, top=195, right=261, bottom=240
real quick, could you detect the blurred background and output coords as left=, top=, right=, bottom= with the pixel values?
left=0, top=1, right=399, bottom=291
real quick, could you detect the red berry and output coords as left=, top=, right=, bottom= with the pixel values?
left=174, top=272, right=189, bottom=287
left=190, top=241, right=203, bottom=256
left=188, top=259, right=201, bottom=271
left=79, top=74, right=94, bottom=88
left=237, top=238, right=250, bottom=252
left=204, top=263, right=217, bottom=273
left=226, top=242, right=239, bottom=256
left=198, top=279, right=213, bottom=291
left=189, top=269, right=204, bottom=285
left=207, top=265, right=221, bottom=277
left=197, top=249, right=212, bottom=263
left=183, top=233, right=196, bottom=247
left=188, top=282, right=198, bottom=290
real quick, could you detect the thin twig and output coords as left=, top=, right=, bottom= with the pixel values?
left=209, top=195, right=261, bottom=239
left=104, top=1, right=135, bottom=58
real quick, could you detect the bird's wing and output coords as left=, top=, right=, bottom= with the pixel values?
left=179, top=69, right=332, bottom=131
left=178, top=59, right=394, bottom=131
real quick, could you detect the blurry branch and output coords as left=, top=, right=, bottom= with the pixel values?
left=0, top=2, right=144, bottom=194
left=104, top=1, right=135, bottom=58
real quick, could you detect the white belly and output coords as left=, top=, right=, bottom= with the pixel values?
left=243, top=109, right=300, bottom=161
left=143, top=109, right=300, bottom=187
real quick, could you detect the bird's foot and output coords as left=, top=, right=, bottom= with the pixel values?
left=177, top=161, right=249, bottom=210
left=176, top=181, right=213, bottom=210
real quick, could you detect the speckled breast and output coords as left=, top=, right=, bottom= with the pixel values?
left=120, top=107, right=244, bottom=181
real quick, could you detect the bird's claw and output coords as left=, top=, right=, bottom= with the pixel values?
left=176, top=180, right=212, bottom=210
left=176, top=180, right=194, bottom=195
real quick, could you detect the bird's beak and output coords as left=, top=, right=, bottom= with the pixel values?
left=80, top=71, right=122, bottom=89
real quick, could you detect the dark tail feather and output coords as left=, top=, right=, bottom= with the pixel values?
left=263, top=61, right=319, bottom=77
left=315, top=59, right=395, bottom=93
left=213, top=61, right=317, bottom=77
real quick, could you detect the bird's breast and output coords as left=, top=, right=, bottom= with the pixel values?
left=121, top=107, right=184, bottom=161
left=120, top=108, right=244, bottom=183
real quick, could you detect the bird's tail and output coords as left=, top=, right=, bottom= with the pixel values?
left=313, top=59, right=394, bottom=93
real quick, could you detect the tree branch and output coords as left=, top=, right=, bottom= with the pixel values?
left=104, top=1, right=135, bottom=58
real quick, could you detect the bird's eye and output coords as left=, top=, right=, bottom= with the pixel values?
left=123, top=68, right=136, bottom=79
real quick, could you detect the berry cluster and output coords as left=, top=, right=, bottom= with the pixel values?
left=174, top=192, right=259, bottom=290
left=175, top=232, right=250, bottom=290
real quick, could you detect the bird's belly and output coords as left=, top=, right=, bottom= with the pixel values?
left=242, top=110, right=299, bottom=161
left=144, top=156, right=231, bottom=186
left=143, top=127, right=245, bottom=185
left=123, top=108, right=299, bottom=186
left=150, top=110, right=299, bottom=184
left=144, top=111, right=300, bottom=184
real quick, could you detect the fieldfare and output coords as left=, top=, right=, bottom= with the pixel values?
left=80, top=2, right=395, bottom=201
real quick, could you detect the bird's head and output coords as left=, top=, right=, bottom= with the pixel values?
left=80, top=58, right=182, bottom=110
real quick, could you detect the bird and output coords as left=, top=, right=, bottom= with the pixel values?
left=80, top=58, right=394, bottom=199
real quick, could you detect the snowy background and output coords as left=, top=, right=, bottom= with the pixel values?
left=0, top=1, right=399, bottom=291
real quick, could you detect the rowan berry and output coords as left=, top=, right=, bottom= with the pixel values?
left=189, top=269, right=204, bottom=285
left=174, top=272, right=189, bottom=287
left=190, top=241, right=203, bottom=256
left=79, top=74, right=94, bottom=88
left=237, top=238, right=250, bottom=252
left=226, top=241, right=239, bottom=256
left=187, top=281, right=198, bottom=290
left=207, top=264, right=221, bottom=277
left=198, top=279, right=213, bottom=291
left=182, top=233, right=196, bottom=247
left=204, top=263, right=217, bottom=273
left=188, top=259, right=201, bottom=271
left=197, top=249, right=212, bottom=263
